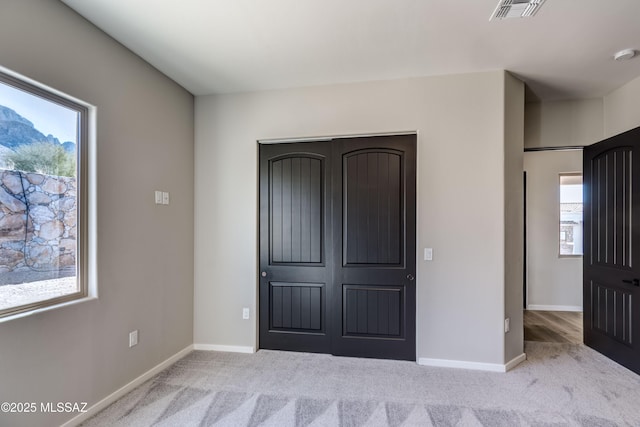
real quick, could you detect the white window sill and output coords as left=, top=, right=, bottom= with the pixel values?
left=0, top=295, right=98, bottom=324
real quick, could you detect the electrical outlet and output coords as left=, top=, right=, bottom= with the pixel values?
left=242, top=307, right=250, bottom=320
left=162, top=191, right=170, bottom=205
left=129, top=330, right=138, bottom=347
left=504, top=318, right=510, bottom=333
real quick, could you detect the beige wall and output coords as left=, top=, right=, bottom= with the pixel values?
left=504, top=73, right=524, bottom=362
left=0, top=2, right=194, bottom=426
left=525, top=74, right=640, bottom=147
left=524, top=150, right=583, bottom=310
left=524, top=99, right=603, bottom=149
left=195, top=70, right=523, bottom=366
left=604, top=75, right=640, bottom=137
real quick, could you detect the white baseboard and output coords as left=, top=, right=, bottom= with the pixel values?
left=527, top=305, right=582, bottom=312
left=418, top=352, right=526, bottom=373
left=193, top=344, right=255, bottom=353
left=61, top=345, right=194, bottom=427
left=505, top=353, right=527, bottom=371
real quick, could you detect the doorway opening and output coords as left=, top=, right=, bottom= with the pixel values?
left=523, top=148, right=584, bottom=345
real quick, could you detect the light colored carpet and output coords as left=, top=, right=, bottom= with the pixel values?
left=81, top=342, right=640, bottom=426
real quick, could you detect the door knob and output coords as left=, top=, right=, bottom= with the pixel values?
left=407, top=274, right=414, bottom=281
left=261, top=271, right=267, bottom=277
left=622, top=278, right=639, bottom=287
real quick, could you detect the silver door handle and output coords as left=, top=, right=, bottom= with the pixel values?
left=407, top=274, right=414, bottom=281
left=261, top=271, right=267, bottom=277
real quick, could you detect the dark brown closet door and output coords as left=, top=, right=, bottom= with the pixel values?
left=331, top=135, right=416, bottom=360
left=259, top=134, right=416, bottom=360
left=259, top=142, right=333, bottom=353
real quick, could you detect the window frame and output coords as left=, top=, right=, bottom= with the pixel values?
left=0, top=68, right=93, bottom=320
left=558, top=172, right=583, bottom=258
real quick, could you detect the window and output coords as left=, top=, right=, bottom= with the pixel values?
left=559, top=173, right=583, bottom=256
left=0, top=68, right=92, bottom=319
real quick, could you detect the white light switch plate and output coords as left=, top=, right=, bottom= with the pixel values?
left=154, top=191, right=163, bottom=205
left=424, top=248, right=433, bottom=261
left=129, top=330, right=138, bottom=347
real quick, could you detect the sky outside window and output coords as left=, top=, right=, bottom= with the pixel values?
left=0, top=82, right=77, bottom=144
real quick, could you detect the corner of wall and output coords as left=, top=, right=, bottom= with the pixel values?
left=503, top=72, right=525, bottom=363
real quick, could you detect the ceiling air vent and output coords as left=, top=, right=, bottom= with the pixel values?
left=490, top=0, right=546, bottom=20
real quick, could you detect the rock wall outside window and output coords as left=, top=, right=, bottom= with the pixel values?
left=0, top=169, right=76, bottom=275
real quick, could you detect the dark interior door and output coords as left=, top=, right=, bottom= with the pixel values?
left=331, top=136, right=416, bottom=360
left=259, top=142, right=332, bottom=353
left=584, top=126, right=640, bottom=374
left=259, top=135, right=416, bottom=360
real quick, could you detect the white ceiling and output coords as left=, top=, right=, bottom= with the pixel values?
left=61, top=0, right=640, bottom=101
